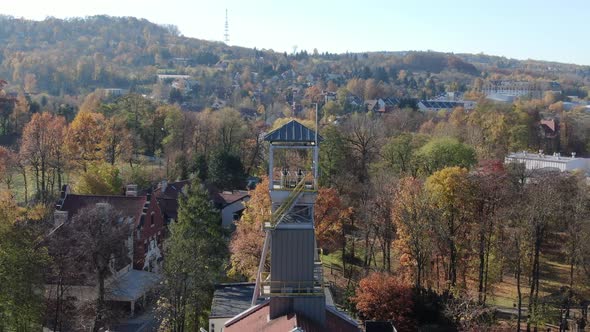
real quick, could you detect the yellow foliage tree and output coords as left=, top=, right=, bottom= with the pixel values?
left=66, top=111, right=105, bottom=171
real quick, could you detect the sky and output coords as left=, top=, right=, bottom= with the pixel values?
left=3, top=0, right=590, bottom=65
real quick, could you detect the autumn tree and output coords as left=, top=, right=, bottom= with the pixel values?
left=79, top=89, right=105, bottom=114
left=45, top=217, right=90, bottom=331
left=0, top=146, right=16, bottom=189
left=11, top=90, right=30, bottom=134
left=417, top=137, right=476, bottom=175
left=468, top=161, right=510, bottom=304
left=342, top=112, right=382, bottom=184
left=367, top=176, right=396, bottom=272
left=66, top=204, right=132, bottom=331
left=74, top=162, right=123, bottom=195
left=352, top=272, right=415, bottom=331
left=425, top=167, right=473, bottom=289
left=21, top=112, right=67, bottom=201
left=392, top=177, right=434, bottom=290
left=229, top=176, right=270, bottom=280
left=101, top=116, right=133, bottom=166
left=66, top=111, right=106, bottom=172
left=314, top=187, right=352, bottom=260
left=162, top=105, right=192, bottom=153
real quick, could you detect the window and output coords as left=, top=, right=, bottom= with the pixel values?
left=150, top=212, right=155, bottom=227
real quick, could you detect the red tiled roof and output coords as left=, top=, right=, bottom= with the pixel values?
left=218, top=191, right=250, bottom=206
left=224, top=302, right=359, bottom=332
left=59, top=194, right=146, bottom=223
left=540, top=119, right=556, bottom=132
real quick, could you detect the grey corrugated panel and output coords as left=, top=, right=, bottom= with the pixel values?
left=294, top=297, right=326, bottom=324
left=264, top=120, right=324, bottom=142
left=270, top=297, right=293, bottom=319
left=271, top=229, right=315, bottom=281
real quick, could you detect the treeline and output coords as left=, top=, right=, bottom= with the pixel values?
left=0, top=15, right=240, bottom=95
left=0, top=88, right=267, bottom=203
left=228, top=109, right=590, bottom=330
left=2, top=15, right=589, bottom=101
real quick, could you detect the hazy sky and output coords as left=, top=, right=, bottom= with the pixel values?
left=3, top=0, right=590, bottom=65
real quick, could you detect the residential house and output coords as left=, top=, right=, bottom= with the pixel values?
left=53, top=184, right=161, bottom=272
left=417, top=100, right=466, bottom=112
left=505, top=151, right=590, bottom=173
left=211, top=98, right=227, bottom=110
left=364, top=99, right=384, bottom=112
left=539, top=118, right=559, bottom=153
left=49, top=185, right=161, bottom=317
left=103, top=88, right=126, bottom=97
left=157, top=74, right=191, bottom=82
left=150, top=180, right=250, bottom=230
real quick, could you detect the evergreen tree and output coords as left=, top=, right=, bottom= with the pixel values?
left=208, top=150, right=246, bottom=190
left=159, top=178, right=227, bottom=331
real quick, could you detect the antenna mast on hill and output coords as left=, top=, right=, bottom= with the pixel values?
left=224, top=9, right=230, bottom=44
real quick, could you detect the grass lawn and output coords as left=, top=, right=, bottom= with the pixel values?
left=2, top=156, right=166, bottom=204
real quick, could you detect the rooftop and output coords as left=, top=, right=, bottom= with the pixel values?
left=223, top=301, right=359, bottom=332
left=506, top=151, right=581, bottom=163
left=264, top=120, right=323, bottom=143
left=107, top=269, right=162, bottom=302
left=210, top=283, right=260, bottom=318
left=59, top=193, right=147, bottom=221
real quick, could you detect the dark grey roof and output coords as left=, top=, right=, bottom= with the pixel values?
left=210, top=283, right=261, bottom=318
left=264, top=120, right=323, bottom=143
left=420, top=100, right=464, bottom=109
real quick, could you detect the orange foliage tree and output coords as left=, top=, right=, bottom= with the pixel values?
left=229, top=176, right=271, bottom=280
left=314, top=187, right=352, bottom=254
left=21, top=112, right=67, bottom=201
left=352, top=272, right=415, bottom=330
left=392, top=177, right=434, bottom=289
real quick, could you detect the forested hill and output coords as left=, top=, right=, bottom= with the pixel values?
left=1, top=15, right=589, bottom=97
left=0, top=15, right=250, bottom=95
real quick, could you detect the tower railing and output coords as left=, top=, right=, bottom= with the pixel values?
left=258, top=269, right=324, bottom=297
left=271, top=170, right=316, bottom=191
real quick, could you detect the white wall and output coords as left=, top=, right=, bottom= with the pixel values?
left=221, top=199, right=248, bottom=228
left=209, top=317, right=230, bottom=332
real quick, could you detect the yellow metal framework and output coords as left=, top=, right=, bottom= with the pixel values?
left=266, top=175, right=309, bottom=228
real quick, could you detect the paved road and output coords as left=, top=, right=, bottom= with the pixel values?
left=111, top=307, right=159, bottom=332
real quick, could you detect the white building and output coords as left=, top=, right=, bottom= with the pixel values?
left=505, top=151, right=590, bottom=173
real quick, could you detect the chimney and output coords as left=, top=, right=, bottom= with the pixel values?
left=126, top=184, right=138, bottom=197
left=55, top=184, right=70, bottom=209
left=161, top=180, right=168, bottom=192
left=54, top=210, right=68, bottom=228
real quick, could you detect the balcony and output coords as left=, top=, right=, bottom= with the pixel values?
left=258, top=255, right=324, bottom=297
left=259, top=272, right=324, bottom=297
left=271, top=170, right=317, bottom=192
